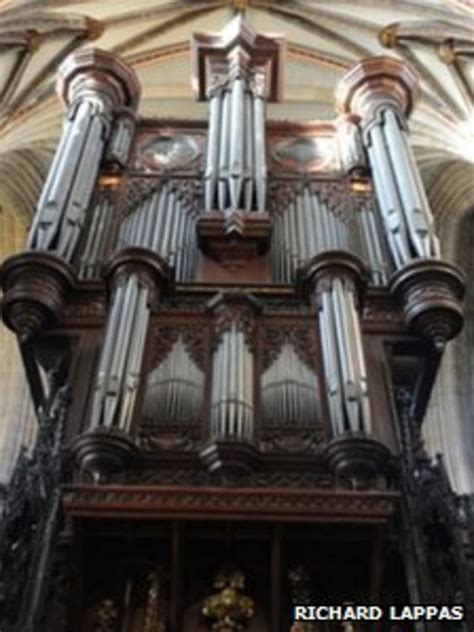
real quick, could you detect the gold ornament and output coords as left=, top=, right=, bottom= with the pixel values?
left=93, top=599, right=119, bottom=632
left=202, top=570, right=255, bottom=631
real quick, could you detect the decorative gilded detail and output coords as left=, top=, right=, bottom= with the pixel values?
left=202, top=570, right=255, bottom=631
left=288, top=566, right=315, bottom=632
left=92, top=599, right=119, bottom=632
left=143, top=571, right=167, bottom=632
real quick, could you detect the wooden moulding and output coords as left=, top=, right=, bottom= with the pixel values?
left=1, top=250, right=76, bottom=340
left=62, top=484, right=398, bottom=524
left=197, top=210, right=272, bottom=268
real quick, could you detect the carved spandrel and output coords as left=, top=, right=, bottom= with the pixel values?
left=147, top=324, right=207, bottom=372
left=261, top=325, right=318, bottom=372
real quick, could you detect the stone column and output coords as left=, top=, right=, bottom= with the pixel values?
left=302, top=252, right=389, bottom=488
left=72, top=249, right=169, bottom=480
left=27, top=48, right=140, bottom=260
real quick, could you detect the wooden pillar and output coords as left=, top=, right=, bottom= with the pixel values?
left=271, top=524, right=283, bottom=630
left=370, top=526, right=384, bottom=632
left=170, top=520, right=183, bottom=632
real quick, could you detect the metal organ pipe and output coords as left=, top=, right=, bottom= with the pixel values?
left=253, top=88, right=267, bottom=212
left=27, top=49, right=139, bottom=263
left=205, top=91, right=222, bottom=209
left=381, top=108, right=439, bottom=259
left=357, top=201, right=388, bottom=285
left=117, top=182, right=198, bottom=282
left=271, top=187, right=362, bottom=284
left=211, top=324, right=254, bottom=441
left=89, top=274, right=152, bottom=433
left=218, top=89, right=231, bottom=210
left=366, top=121, right=410, bottom=268
left=261, top=343, right=319, bottom=426
left=337, top=57, right=440, bottom=269
left=142, top=337, right=204, bottom=424
left=205, top=75, right=267, bottom=213
left=78, top=193, right=113, bottom=279
left=317, top=276, right=372, bottom=436
left=28, top=100, right=110, bottom=259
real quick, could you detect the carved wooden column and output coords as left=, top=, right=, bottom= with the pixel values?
left=193, top=15, right=283, bottom=265
left=337, top=57, right=465, bottom=349
left=72, top=250, right=169, bottom=480
left=200, top=294, right=260, bottom=475
left=301, top=252, right=390, bottom=488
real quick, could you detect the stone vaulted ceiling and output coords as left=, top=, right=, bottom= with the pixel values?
left=0, top=0, right=473, bottom=490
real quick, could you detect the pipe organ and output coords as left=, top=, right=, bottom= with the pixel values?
left=1, top=16, right=470, bottom=632
left=210, top=300, right=256, bottom=441
left=337, top=57, right=440, bottom=269
left=78, top=192, right=114, bottom=279
left=117, top=182, right=198, bottom=282
left=315, top=267, right=371, bottom=437
left=27, top=50, right=139, bottom=261
left=205, top=69, right=267, bottom=212
left=143, top=336, right=204, bottom=425
left=261, top=341, right=319, bottom=427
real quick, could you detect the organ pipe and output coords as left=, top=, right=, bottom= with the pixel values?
left=337, top=57, right=440, bottom=269
left=261, top=342, right=319, bottom=426
left=317, top=276, right=372, bottom=436
left=27, top=49, right=139, bottom=263
left=78, top=193, right=113, bottom=279
left=28, top=100, right=111, bottom=260
left=143, top=337, right=204, bottom=424
left=118, top=182, right=198, bottom=282
left=205, top=76, right=267, bottom=213
left=211, top=324, right=254, bottom=441
left=89, top=274, right=152, bottom=433
left=271, top=186, right=371, bottom=284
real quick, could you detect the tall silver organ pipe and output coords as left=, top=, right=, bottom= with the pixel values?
left=356, top=201, right=389, bottom=285
left=204, top=75, right=267, bottom=213
left=89, top=273, right=152, bottom=433
left=318, top=276, right=372, bottom=436
left=142, top=337, right=204, bottom=424
left=211, top=323, right=254, bottom=440
left=261, top=342, right=319, bottom=426
left=364, top=109, right=439, bottom=267
left=27, top=99, right=112, bottom=260
left=27, top=49, right=139, bottom=262
left=337, top=57, right=440, bottom=269
left=78, top=193, right=114, bottom=279
left=271, top=186, right=363, bottom=284
left=118, top=182, right=198, bottom=282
